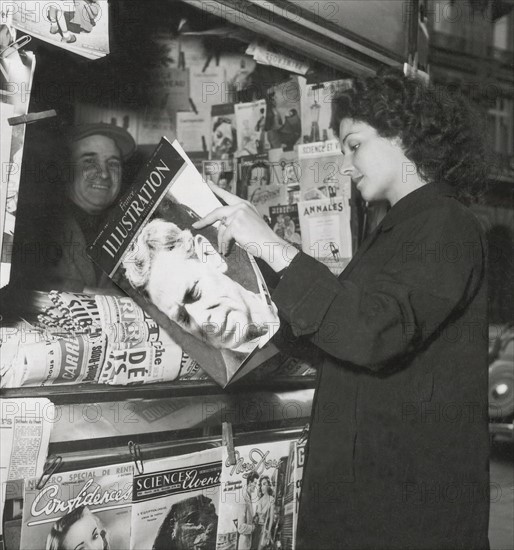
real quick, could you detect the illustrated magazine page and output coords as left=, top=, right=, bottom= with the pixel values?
left=88, top=138, right=280, bottom=387
left=20, top=463, right=133, bottom=550
left=131, top=447, right=222, bottom=550
left=216, top=438, right=294, bottom=550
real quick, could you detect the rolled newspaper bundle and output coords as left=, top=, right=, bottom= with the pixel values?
left=5, top=332, right=107, bottom=387
left=2, top=291, right=205, bottom=387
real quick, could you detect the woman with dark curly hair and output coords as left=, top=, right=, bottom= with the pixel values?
left=194, top=69, right=490, bottom=549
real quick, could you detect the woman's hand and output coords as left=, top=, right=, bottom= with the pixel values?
left=193, top=181, right=299, bottom=272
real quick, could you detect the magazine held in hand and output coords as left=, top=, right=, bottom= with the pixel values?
left=88, top=138, right=280, bottom=387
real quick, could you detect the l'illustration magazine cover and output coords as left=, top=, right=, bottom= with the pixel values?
left=88, top=138, right=279, bottom=387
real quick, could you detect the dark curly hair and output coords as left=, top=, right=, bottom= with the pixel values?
left=330, top=68, right=490, bottom=203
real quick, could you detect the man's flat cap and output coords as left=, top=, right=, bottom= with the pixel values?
left=69, top=123, right=136, bottom=159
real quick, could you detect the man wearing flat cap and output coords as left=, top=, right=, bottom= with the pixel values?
left=23, top=123, right=136, bottom=293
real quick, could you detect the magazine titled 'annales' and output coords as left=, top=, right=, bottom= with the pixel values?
left=298, top=196, right=352, bottom=276
left=88, top=138, right=280, bottom=387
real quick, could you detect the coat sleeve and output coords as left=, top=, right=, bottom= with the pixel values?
left=272, top=206, right=485, bottom=370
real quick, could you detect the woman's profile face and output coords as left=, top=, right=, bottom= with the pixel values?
left=61, top=509, right=105, bottom=550
left=338, top=118, right=410, bottom=204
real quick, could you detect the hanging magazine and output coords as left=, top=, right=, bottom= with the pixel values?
left=298, top=140, right=351, bottom=202
left=289, top=440, right=306, bottom=550
left=0, top=43, right=36, bottom=288
left=299, top=79, right=352, bottom=143
left=211, top=103, right=237, bottom=160
left=0, top=291, right=194, bottom=387
left=20, top=463, right=133, bottom=550
left=298, top=196, right=352, bottom=276
left=216, top=438, right=293, bottom=550
left=235, top=100, right=268, bottom=156
left=270, top=204, right=302, bottom=249
left=88, top=138, right=280, bottom=387
left=203, top=160, right=236, bottom=195
left=131, top=447, right=222, bottom=550
left=265, top=76, right=303, bottom=151
left=12, top=0, right=110, bottom=59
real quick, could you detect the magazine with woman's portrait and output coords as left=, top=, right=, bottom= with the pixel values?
left=20, top=464, right=133, bottom=550
left=216, top=439, right=293, bottom=550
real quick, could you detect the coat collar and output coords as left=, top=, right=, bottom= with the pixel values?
left=378, top=182, right=457, bottom=232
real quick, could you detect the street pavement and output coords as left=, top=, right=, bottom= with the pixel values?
left=489, top=439, right=514, bottom=550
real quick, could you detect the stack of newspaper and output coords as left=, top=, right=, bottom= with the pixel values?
left=0, top=291, right=203, bottom=387
left=1, top=398, right=54, bottom=550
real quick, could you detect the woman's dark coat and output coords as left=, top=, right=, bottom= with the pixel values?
left=272, top=183, right=490, bottom=550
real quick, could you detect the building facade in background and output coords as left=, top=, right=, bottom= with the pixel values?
left=427, top=0, right=514, bottom=323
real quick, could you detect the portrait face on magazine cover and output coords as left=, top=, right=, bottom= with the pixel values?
left=122, top=198, right=278, bottom=353
left=152, top=495, right=218, bottom=550
left=212, top=117, right=236, bottom=158
left=46, top=506, right=109, bottom=550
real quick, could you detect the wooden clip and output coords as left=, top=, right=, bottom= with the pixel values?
left=189, top=97, right=198, bottom=115
left=8, top=109, right=57, bottom=126
left=222, top=422, right=236, bottom=466
left=298, top=423, right=310, bottom=445
left=36, top=455, right=63, bottom=490
left=403, top=59, right=429, bottom=86
left=179, top=51, right=186, bottom=70
left=128, top=441, right=144, bottom=475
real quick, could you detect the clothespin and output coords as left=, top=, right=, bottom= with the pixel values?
left=179, top=50, right=186, bottom=70
left=404, top=52, right=429, bottom=85
left=297, top=423, right=309, bottom=445
left=8, top=109, right=57, bottom=126
left=202, top=50, right=221, bottom=72
left=177, top=18, right=189, bottom=34
left=0, top=35, right=31, bottom=59
left=36, top=455, right=63, bottom=490
left=128, top=441, right=144, bottom=475
left=189, top=97, right=198, bottom=115
left=222, top=422, right=236, bottom=466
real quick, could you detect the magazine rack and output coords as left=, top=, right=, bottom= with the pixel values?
left=0, top=2, right=425, bottom=548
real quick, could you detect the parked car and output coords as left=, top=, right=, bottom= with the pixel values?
left=488, top=324, right=514, bottom=442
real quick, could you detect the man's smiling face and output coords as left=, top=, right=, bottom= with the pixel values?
left=69, top=134, right=122, bottom=214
